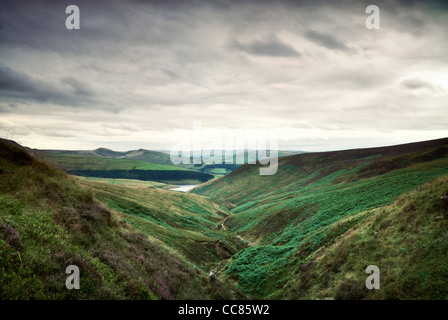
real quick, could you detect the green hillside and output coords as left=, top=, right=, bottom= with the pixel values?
left=192, top=138, right=448, bottom=298
left=79, top=178, right=247, bottom=269
left=38, top=148, right=174, bottom=166
left=35, top=152, right=214, bottom=184
left=35, top=151, right=237, bottom=180
left=119, top=149, right=180, bottom=166
left=36, top=148, right=304, bottom=179
left=2, top=137, right=448, bottom=300
left=36, top=152, right=187, bottom=171
left=279, top=175, right=448, bottom=299
left=0, top=140, right=243, bottom=299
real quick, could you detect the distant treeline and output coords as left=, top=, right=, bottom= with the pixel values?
left=68, top=169, right=214, bottom=182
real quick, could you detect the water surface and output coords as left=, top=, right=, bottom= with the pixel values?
left=169, top=185, right=199, bottom=192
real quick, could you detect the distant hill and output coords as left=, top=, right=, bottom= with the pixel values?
left=36, top=152, right=187, bottom=171
left=36, top=147, right=305, bottom=179
left=38, top=148, right=173, bottom=165
left=34, top=152, right=214, bottom=184
left=93, top=147, right=126, bottom=158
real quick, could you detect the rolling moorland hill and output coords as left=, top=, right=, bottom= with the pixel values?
left=35, top=152, right=214, bottom=184
left=1, top=137, right=448, bottom=300
left=38, top=148, right=172, bottom=165
left=36, top=148, right=304, bottom=178
left=0, top=139, right=245, bottom=299
left=37, top=152, right=187, bottom=171
left=192, top=137, right=448, bottom=298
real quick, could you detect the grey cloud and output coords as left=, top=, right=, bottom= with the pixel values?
left=61, top=77, right=94, bottom=96
left=0, top=66, right=94, bottom=106
left=0, top=66, right=58, bottom=102
left=0, top=66, right=36, bottom=93
left=232, top=34, right=300, bottom=58
left=401, top=78, right=438, bottom=91
left=304, top=30, right=351, bottom=52
left=163, top=69, right=178, bottom=78
left=313, top=68, right=392, bottom=90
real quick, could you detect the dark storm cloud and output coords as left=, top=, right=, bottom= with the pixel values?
left=0, top=66, right=61, bottom=102
left=0, top=66, right=37, bottom=93
left=61, top=77, right=94, bottom=96
left=304, top=30, right=351, bottom=52
left=394, top=0, right=448, bottom=9
left=0, top=66, right=95, bottom=106
left=232, top=34, right=300, bottom=57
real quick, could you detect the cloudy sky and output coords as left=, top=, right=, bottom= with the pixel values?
left=1, top=0, right=448, bottom=151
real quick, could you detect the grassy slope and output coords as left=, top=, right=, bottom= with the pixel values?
left=280, top=174, right=448, bottom=300
left=0, top=141, right=242, bottom=299
left=78, top=178, right=247, bottom=269
left=193, top=138, right=448, bottom=298
left=3, top=137, right=448, bottom=300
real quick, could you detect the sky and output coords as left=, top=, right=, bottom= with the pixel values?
left=1, top=0, right=448, bottom=152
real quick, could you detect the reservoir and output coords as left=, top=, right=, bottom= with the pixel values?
left=169, top=185, right=199, bottom=192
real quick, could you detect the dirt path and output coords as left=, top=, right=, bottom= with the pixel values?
left=236, top=234, right=254, bottom=246
left=217, top=217, right=254, bottom=246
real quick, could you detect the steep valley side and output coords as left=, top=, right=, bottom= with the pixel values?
left=0, top=139, right=246, bottom=299
left=193, top=138, right=448, bottom=298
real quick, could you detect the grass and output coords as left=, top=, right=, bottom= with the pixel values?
left=222, top=169, right=448, bottom=298
left=0, top=140, right=243, bottom=299
left=78, top=178, right=247, bottom=269
left=3, top=137, right=448, bottom=300
left=193, top=138, right=448, bottom=298
left=277, top=174, right=448, bottom=300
